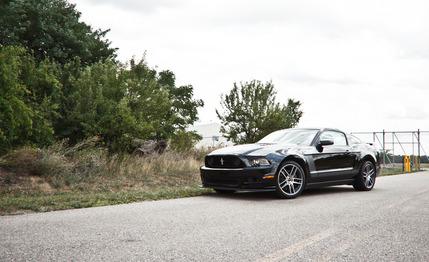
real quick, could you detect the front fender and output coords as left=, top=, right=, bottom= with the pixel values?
left=266, top=151, right=310, bottom=180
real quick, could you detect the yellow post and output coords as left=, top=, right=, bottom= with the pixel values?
left=403, top=155, right=411, bottom=173
left=405, top=156, right=411, bottom=173
left=408, top=156, right=411, bottom=172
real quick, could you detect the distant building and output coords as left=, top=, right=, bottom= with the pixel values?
left=190, top=122, right=233, bottom=148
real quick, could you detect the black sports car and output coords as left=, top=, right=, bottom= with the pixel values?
left=200, top=128, right=381, bottom=198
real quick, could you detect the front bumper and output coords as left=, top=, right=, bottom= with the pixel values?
left=200, top=166, right=276, bottom=190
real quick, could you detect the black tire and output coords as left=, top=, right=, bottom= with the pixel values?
left=214, top=189, right=236, bottom=194
left=275, top=160, right=306, bottom=199
left=353, top=160, right=376, bottom=191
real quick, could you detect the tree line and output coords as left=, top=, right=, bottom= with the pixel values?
left=0, top=0, right=303, bottom=155
left=0, top=0, right=203, bottom=154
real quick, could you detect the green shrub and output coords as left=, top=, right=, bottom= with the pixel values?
left=0, top=46, right=60, bottom=154
left=170, top=130, right=202, bottom=152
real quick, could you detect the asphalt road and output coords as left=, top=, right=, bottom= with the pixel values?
left=1, top=172, right=429, bottom=262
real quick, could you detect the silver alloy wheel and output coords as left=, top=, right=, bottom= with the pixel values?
left=277, top=163, right=304, bottom=196
left=362, top=162, right=375, bottom=188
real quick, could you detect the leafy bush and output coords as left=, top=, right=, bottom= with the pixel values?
left=0, top=47, right=203, bottom=153
left=0, top=46, right=60, bottom=154
left=55, top=58, right=203, bottom=152
left=170, top=130, right=202, bottom=152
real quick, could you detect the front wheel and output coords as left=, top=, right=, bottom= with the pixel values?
left=275, top=161, right=306, bottom=199
left=353, top=161, right=376, bottom=191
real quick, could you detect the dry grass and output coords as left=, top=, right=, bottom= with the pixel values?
left=0, top=141, right=213, bottom=214
left=420, top=163, right=429, bottom=169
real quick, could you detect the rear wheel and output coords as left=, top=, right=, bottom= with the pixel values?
left=353, top=161, right=376, bottom=191
left=214, top=189, right=236, bottom=194
left=275, top=161, right=306, bottom=199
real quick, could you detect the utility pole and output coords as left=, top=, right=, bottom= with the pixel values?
left=392, top=132, right=395, bottom=164
left=417, top=129, right=421, bottom=170
left=382, top=129, right=386, bottom=166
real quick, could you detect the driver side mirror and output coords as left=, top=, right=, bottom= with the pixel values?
left=319, top=140, right=334, bottom=146
left=316, top=139, right=334, bottom=152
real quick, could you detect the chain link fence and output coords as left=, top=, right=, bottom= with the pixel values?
left=351, top=130, right=429, bottom=170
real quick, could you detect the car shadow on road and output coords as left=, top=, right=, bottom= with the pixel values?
left=205, top=186, right=356, bottom=201
left=301, top=186, right=355, bottom=197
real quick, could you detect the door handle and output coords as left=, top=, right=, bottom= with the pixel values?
left=345, top=150, right=351, bottom=154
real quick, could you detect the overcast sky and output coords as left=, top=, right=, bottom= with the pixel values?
left=71, top=0, right=429, bottom=135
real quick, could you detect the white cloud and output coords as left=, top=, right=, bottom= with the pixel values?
left=387, top=107, right=429, bottom=120
left=82, top=0, right=181, bottom=13
left=71, top=0, right=429, bottom=134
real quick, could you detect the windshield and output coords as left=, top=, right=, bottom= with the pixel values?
left=258, top=129, right=319, bottom=145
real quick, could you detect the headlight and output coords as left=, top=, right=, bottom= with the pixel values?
left=248, top=157, right=271, bottom=167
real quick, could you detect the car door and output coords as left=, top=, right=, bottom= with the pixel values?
left=311, top=130, right=356, bottom=181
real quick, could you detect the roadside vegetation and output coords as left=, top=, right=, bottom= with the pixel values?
left=0, top=140, right=213, bottom=214
left=1, top=141, right=424, bottom=215
left=0, top=0, right=210, bottom=214
left=381, top=164, right=427, bottom=176
left=0, top=0, right=204, bottom=155
left=380, top=167, right=404, bottom=176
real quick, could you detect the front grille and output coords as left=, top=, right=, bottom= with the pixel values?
left=205, top=155, right=245, bottom=168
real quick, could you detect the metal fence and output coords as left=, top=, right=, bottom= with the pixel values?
left=351, top=130, right=429, bottom=169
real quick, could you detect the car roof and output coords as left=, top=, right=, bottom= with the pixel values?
left=277, top=127, right=345, bottom=133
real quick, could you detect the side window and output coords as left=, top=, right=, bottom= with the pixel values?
left=348, top=135, right=361, bottom=145
left=319, top=131, right=347, bottom=146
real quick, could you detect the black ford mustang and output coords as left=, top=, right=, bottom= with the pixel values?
left=200, top=128, right=381, bottom=199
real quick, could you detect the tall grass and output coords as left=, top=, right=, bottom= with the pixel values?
left=0, top=140, right=215, bottom=214
left=0, top=140, right=209, bottom=194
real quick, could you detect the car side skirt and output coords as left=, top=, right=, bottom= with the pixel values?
left=305, top=179, right=355, bottom=188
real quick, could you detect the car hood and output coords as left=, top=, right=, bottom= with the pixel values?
left=209, top=143, right=296, bottom=156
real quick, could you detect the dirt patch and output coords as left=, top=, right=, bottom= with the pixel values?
left=0, top=168, right=55, bottom=193
left=29, top=176, right=54, bottom=193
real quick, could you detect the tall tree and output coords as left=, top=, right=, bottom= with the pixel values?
left=0, top=0, right=116, bottom=65
left=57, top=58, right=204, bottom=152
left=0, top=1, right=204, bottom=153
left=216, top=80, right=303, bottom=144
left=0, top=46, right=60, bottom=153
left=158, top=70, right=204, bottom=134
